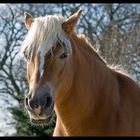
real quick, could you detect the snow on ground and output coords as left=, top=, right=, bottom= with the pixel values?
left=0, top=98, right=17, bottom=136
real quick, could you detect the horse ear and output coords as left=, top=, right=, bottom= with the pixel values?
left=62, top=9, right=82, bottom=34
left=24, top=12, right=34, bottom=29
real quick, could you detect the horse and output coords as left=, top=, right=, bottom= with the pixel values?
left=21, top=10, right=140, bottom=136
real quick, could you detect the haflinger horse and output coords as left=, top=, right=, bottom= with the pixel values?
left=21, top=10, right=140, bottom=136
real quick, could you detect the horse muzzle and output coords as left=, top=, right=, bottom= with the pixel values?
left=24, top=87, right=54, bottom=125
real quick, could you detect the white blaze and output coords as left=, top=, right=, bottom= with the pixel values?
left=39, top=53, right=45, bottom=79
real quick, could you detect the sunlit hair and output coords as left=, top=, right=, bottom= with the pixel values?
left=21, top=15, right=71, bottom=61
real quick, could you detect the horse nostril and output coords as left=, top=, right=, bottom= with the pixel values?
left=25, top=96, right=28, bottom=106
left=29, top=98, right=39, bottom=110
left=46, top=97, right=52, bottom=108
left=25, top=93, right=32, bottom=107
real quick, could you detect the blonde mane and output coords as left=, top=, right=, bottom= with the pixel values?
left=21, top=14, right=71, bottom=61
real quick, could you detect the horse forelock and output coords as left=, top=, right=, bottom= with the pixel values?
left=21, top=14, right=71, bottom=62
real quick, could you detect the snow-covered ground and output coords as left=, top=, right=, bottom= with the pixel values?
left=0, top=99, right=17, bottom=136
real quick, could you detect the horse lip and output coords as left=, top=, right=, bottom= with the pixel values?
left=31, top=113, right=53, bottom=125
left=30, top=107, right=54, bottom=125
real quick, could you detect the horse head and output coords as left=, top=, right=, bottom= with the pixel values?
left=22, top=10, right=82, bottom=125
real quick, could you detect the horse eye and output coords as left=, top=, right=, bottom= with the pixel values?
left=59, top=53, right=67, bottom=59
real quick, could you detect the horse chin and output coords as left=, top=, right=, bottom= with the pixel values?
left=30, top=114, right=53, bottom=125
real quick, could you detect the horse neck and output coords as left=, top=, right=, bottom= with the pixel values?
left=54, top=33, right=119, bottom=135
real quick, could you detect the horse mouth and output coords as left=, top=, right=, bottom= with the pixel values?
left=31, top=115, right=53, bottom=125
